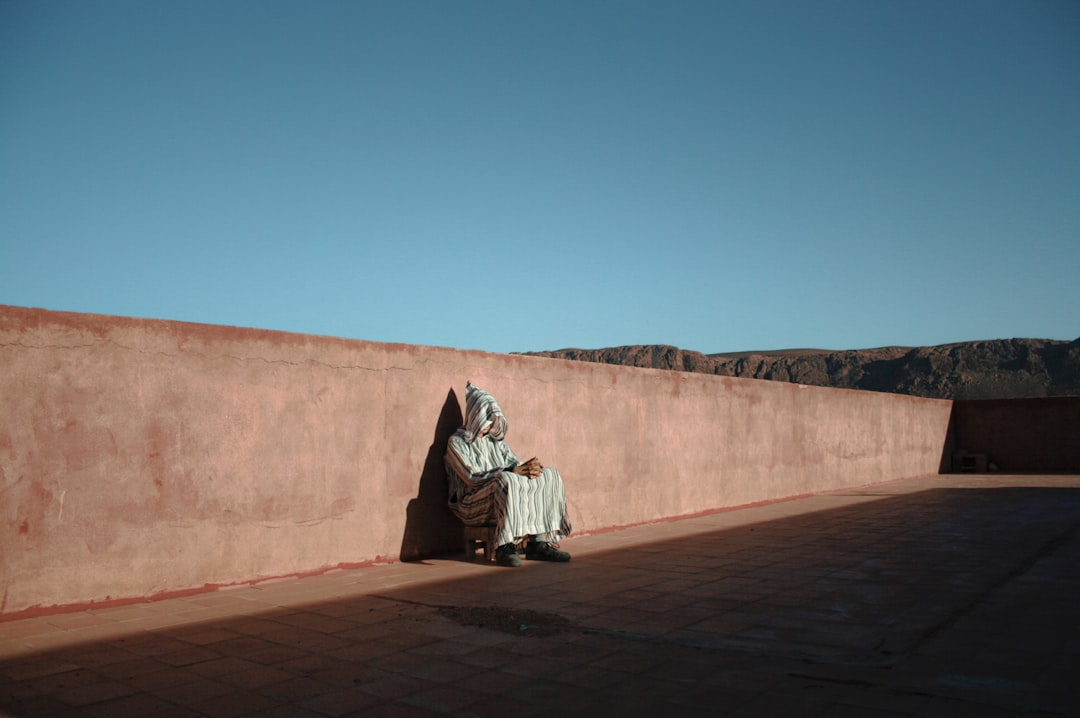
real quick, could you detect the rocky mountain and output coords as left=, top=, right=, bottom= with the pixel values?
left=522, top=338, right=1080, bottom=400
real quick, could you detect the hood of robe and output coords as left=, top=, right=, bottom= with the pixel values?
left=462, top=381, right=507, bottom=443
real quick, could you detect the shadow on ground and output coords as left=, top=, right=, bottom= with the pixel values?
left=2, top=484, right=1079, bottom=717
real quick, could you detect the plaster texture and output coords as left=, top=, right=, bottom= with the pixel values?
left=1, top=305, right=952, bottom=616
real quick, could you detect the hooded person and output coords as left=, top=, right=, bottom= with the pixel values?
left=444, top=381, right=572, bottom=566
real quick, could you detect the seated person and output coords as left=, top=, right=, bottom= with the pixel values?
left=445, top=381, right=572, bottom=566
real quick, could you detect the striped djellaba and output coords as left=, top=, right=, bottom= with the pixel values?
left=444, top=381, right=572, bottom=548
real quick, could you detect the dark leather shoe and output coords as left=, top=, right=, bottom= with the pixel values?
left=526, top=541, right=571, bottom=562
left=495, top=543, right=522, bottom=567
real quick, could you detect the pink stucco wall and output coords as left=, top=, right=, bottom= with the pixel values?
left=0, top=305, right=952, bottom=617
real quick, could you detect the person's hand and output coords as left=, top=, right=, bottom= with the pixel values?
left=514, top=457, right=543, bottom=478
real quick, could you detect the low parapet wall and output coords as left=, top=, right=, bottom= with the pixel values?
left=0, top=305, right=952, bottom=617
left=949, top=398, right=1080, bottom=472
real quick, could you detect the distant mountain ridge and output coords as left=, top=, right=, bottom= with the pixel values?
left=522, top=338, right=1080, bottom=400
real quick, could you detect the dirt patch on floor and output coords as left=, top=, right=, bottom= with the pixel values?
left=437, top=604, right=578, bottom=638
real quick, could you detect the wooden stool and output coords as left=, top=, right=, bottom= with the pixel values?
left=463, top=525, right=498, bottom=562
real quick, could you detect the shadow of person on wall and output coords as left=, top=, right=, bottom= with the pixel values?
left=399, top=388, right=464, bottom=562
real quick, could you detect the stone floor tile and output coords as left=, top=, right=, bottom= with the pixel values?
left=186, top=688, right=280, bottom=718
left=0, top=620, right=67, bottom=640
left=399, top=683, right=486, bottom=713
left=242, top=641, right=312, bottom=666
left=378, top=654, right=477, bottom=684
left=818, top=704, right=913, bottom=718
left=663, top=683, right=759, bottom=711
left=558, top=683, right=673, bottom=718
left=82, top=691, right=191, bottom=718
left=832, top=685, right=932, bottom=715
left=155, top=644, right=223, bottom=667
left=301, top=686, right=382, bottom=716
left=54, top=678, right=138, bottom=707
left=216, top=664, right=296, bottom=690
left=363, top=700, right=448, bottom=718
left=184, top=655, right=261, bottom=678
left=247, top=705, right=326, bottom=718
left=109, top=633, right=197, bottom=658
left=452, top=645, right=516, bottom=671
left=0, top=693, right=95, bottom=717
left=151, top=675, right=235, bottom=706
left=409, top=639, right=484, bottom=658
left=25, top=666, right=103, bottom=695
left=587, top=646, right=668, bottom=675
left=0, top=655, right=82, bottom=681
left=357, top=673, right=438, bottom=700
left=730, top=683, right=846, bottom=717
left=466, top=669, right=532, bottom=696
left=549, top=664, right=626, bottom=690
left=124, top=665, right=204, bottom=692
left=913, top=697, right=1019, bottom=717
left=94, top=656, right=173, bottom=680
left=169, top=626, right=243, bottom=646
left=221, top=616, right=285, bottom=636
left=251, top=674, right=327, bottom=702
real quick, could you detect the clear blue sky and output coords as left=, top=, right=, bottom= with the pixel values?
left=2, top=1, right=1078, bottom=355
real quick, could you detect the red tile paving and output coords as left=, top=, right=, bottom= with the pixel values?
left=2, top=473, right=1079, bottom=717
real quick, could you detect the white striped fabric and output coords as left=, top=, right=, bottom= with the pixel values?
left=445, top=382, right=572, bottom=547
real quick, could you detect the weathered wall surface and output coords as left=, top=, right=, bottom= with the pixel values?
left=950, top=398, right=1080, bottom=471
left=1, top=306, right=952, bottom=617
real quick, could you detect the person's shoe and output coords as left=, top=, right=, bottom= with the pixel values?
left=526, top=541, right=571, bottom=562
left=494, top=543, right=522, bottom=567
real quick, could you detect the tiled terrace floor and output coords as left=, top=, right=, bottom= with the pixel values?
left=2, top=473, right=1079, bottom=718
